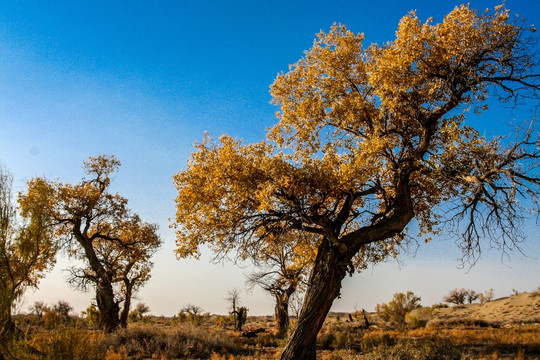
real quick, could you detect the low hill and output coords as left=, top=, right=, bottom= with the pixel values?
left=409, top=291, right=540, bottom=328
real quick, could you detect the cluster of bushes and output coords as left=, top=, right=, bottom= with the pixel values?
left=8, top=323, right=238, bottom=360
left=16, top=300, right=82, bottom=330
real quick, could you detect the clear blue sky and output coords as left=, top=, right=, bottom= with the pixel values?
left=1, top=0, right=539, bottom=316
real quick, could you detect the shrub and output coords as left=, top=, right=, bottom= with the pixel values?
left=236, top=306, right=248, bottom=331
left=408, top=316, right=427, bottom=329
left=318, top=330, right=356, bottom=350
left=106, top=323, right=238, bottom=359
left=360, top=332, right=395, bottom=352
left=178, top=304, right=205, bottom=326
left=82, top=303, right=101, bottom=327
left=375, top=291, right=421, bottom=328
left=42, top=308, right=63, bottom=329
left=362, top=338, right=463, bottom=360
left=431, top=303, right=449, bottom=309
left=24, top=329, right=105, bottom=360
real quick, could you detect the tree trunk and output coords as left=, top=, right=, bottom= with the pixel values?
left=0, top=298, right=14, bottom=360
left=280, top=240, right=348, bottom=360
left=275, top=296, right=290, bottom=333
left=120, top=281, right=133, bottom=328
left=96, top=281, right=120, bottom=333
left=76, top=230, right=120, bottom=333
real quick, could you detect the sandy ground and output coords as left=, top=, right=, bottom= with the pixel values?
left=409, top=292, right=540, bottom=327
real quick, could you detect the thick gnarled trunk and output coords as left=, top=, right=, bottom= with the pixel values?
left=96, top=281, right=120, bottom=333
left=77, top=230, right=120, bottom=333
left=275, top=295, right=290, bottom=333
left=275, top=283, right=296, bottom=333
left=280, top=241, right=348, bottom=360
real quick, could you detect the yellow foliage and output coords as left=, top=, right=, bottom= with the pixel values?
left=173, top=4, right=538, bottom=275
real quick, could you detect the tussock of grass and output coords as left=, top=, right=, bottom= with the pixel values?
left=14, top=329, right=106, bottom=360
left=9, top=323, right=238, bottom=360
left=105, top=323, right=238, bottom=359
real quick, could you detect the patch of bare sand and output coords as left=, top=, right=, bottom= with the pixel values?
left=415, top=292, right=540, bottom=327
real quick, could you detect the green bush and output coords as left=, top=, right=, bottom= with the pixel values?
left=408, top=316, right=427, bottom=329
left=375, top=291, right=421, bottom=328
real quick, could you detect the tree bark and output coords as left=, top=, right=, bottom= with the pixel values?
left=0, top=298, right=14, bottom=360
left=279, top=240, right=348, bottom=360
left=275, top=295, right=290, bottom=333
left=120, top=281, right=134, bottom=328
left=96, top=281, right=120, bottom=332
left=275, top=282, right=296, bottom=333
left=75, top=227, right=121, bottom=333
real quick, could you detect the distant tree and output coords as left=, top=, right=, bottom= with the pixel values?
left=179, top=303, right=204, bottom=325
left=478, top=288, right=494, bottom=304
left=225, top=289, right=244, bottom=331
left=173, top=5, right=539, bottom=359
left=289, top=292, right=304, bottom=320
left=135, top=302, right=150, bottom=314
left=29, top=301, right=48, bottom=318
left=375, top=291, right=421, bottom=328
left=443, top=288, right=465, bottom=305
left=53, top=300, right=73, bottom=321
left=444, top=288, right=479, bottom=305
left=20, top=155, right=161, bottom=332
left=246, top=232, right=313, bottom=332
left=128, top=302, right=150, bottom=322
left=0, top=165, right=57, bottom=356
left=465, top=290, right=479, bottom=304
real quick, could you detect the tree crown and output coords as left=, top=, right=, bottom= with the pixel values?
left=173, top=4, right=539, bottom=270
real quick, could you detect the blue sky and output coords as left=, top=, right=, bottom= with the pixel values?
left=1, top=0, right=539, bottom=316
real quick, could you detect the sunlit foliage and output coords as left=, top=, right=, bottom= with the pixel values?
left=20, top=155, right=161, bottom=332
left=0, top=165, right=57, bottom=353
left=174, top=4, right=538, bottom=359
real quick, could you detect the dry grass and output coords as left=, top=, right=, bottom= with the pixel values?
left=6, top=302, right=540, bottom=360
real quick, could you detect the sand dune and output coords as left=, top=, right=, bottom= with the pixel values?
left=410, top=292, right=540, bottom=327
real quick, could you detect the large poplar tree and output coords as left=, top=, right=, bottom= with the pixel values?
left=173, top=5, right=539, bottom=359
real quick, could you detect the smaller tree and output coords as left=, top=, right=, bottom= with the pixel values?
left=246, top=233, right=312, bottom=333
left=443, top=288, right=479, bottom=305
left=53, top=300, right=73, bottom=321
left=129, top=302, right=150, bottom=323
left=478, top=289, right=494, bottom=305
left=289, top=293, right=304, bottom=320
left=226, top=289, right=244, bottom=331
left=465, top=290, right=479, bottom=304
left=21, top=155, right=162, bottom=332
left=179, top=304, right=204, bottom=325
left=375, top=291, right=421, bottom=328
left=29, top=301, right=48, bottom=318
